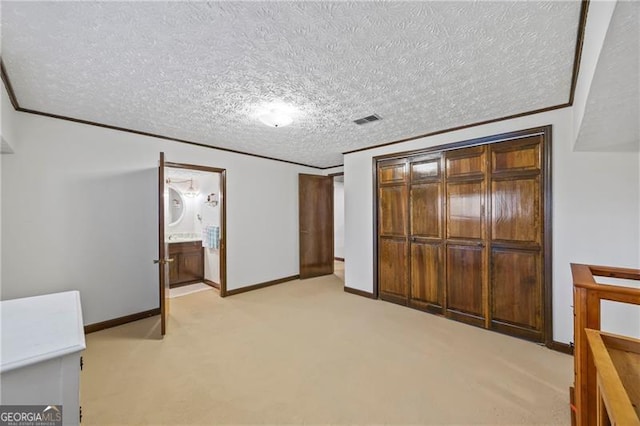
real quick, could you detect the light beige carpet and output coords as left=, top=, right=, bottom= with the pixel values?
left=81, top=270, right=572, bottom=425
left=169, top=282, right=214, bottom=298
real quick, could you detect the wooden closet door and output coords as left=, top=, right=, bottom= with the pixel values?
left=489, top=137, right=544, bottom=341
left=445, top=146, right=487, bottom=326
left=375, top=127, right=549, bottom=344
left=409, top=155, right=444, bottom=312
left=378, top=159, right=409, bottom=304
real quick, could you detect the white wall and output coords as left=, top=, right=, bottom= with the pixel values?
left=0, top=112, right=4, bottom=299
left=0, top=146, right=2, bottom=299
left=344, top=107, right=640, bottom=344
left=1, top=90, right=318, bottom=324
left=333, top=180, right=344, bottom=259
left=323, top=166, right=344, bottom=175
left=1, top=86, right=18, bottom=153
left=0, top=89, right=17, bottom=299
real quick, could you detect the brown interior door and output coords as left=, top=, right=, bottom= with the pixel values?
left=299, top=174, right=334, bottom=279
left=156, top=152, right=171, bottom=336
left=409, top=155, right=444, bottom=312
left=444, top=146, right=487, bottom=326
left=489, top=136, right=544, bottom=341
left=377, top=160, right=409, bottom=303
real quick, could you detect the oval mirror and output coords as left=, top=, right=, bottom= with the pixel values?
left=168, top=187, right=185, bottom=227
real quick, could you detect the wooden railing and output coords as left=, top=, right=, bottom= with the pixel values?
left=585, top=329, right=639, bottom=425
left=571, top=263, right=640, bottom=426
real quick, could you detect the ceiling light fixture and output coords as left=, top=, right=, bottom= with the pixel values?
left=258, top=110, right=293, bottom=128
left=166, top=178, right=199, bottom=198
left=254, top=101, right=299, bottom=128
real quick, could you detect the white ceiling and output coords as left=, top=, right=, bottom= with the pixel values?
left=575, top=1, right=639, bottom=152
left=1, top=1, right=581, bottom=168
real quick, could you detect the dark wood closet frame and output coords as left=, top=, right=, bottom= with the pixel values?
left=165, top=161, right=228, bottom=297
left=371, top=125, right=554, bottom=347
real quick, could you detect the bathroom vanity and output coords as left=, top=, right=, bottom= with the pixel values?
left=169, top=240, right=204, bottom=287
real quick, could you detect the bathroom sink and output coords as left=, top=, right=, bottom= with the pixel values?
left=167, top=233, right=201, bottom=243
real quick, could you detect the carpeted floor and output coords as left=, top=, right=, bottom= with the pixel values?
left=81, top=266, right=572, bottom=425
left=169, top=282, right=214, bottom=299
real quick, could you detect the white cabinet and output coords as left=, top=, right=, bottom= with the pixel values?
left=1, top=291, right=86, bottom=425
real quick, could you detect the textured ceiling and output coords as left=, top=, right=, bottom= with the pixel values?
left=1, top=1, right=581, bottom=168
left=576, top=1, right=639, bottom=152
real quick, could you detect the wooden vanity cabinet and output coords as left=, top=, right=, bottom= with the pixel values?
left=169, top=241, right=204, bottom=287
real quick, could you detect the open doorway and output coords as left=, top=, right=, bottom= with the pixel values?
left=164, top=162, right=226, bottom=299
left=332, top=173, right=344, bottom=282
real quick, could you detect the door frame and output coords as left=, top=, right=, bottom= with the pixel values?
left=372, top=125, right=553, bottom=347
left=158, top=153, right=168, bottom=335
left=328, top=172, right=344, bottom=263
left=164, top=161, right=228, bottom=297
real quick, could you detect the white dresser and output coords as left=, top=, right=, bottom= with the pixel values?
left=1, top=291, right=86, bottom=425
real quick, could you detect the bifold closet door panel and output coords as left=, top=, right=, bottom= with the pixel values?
left=445, top=146, right=486, bottom=179
left=491, top=136, right=541, bottom=175
left=491, top=178, right=541, bottom=244
left=446, top=244, right=485, bottom=320
left=378, top=159, right=409, bottom=301
left=409, top=181, right=443, bottom=309
left=446, top=181, right=485, bottom=239
left=445, top=144, right=486, bottom=240
left=489, top=136, right=544, bottom=340
left=379, top=186, right=408, bottom=236
left=379, top=162, right=407, bottom=184
left=444, top=146, right=487, bottom=324
left=379, top=238, right=409, bottom=298
left=410, top=242, right=442, bottom=308
left=410, top=183, right=442, bottom=238
left=491, top=249, right=542, bottom=332
left=408, top=156, right=444, bottom=310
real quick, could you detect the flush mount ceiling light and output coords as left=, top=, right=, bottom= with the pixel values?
left=259, top=110, right=293, bottom=128
left=254, top=101, right=299, bottom=128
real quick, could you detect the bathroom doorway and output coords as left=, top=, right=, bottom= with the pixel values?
left=163, top=161, right=227, bottom=301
